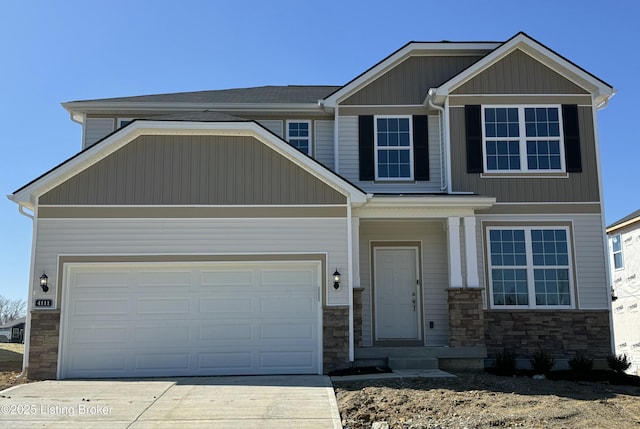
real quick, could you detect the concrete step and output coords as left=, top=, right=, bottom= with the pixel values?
left=355, top=346, right=487, bottom=359
left=352, top=357, right=389, bottom=368
left=388, top=357, right=439, bottom=370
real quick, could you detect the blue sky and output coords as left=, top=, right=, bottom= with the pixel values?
left=1, top=1, right=638, bottom=301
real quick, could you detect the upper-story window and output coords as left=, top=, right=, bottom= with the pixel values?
left=487, top=226, right=573, bottom=308
left=374, top=116, right=414, bottom=180
left=611, top=234, right=624, bottom=270
left=117, top=118, right=135, bottom=128
left=286, top=120, right=312, bottom=156
left=482, top=106, right=565, bottom=173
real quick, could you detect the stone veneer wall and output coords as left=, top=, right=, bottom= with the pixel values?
left=323, top=306, right=350, bottom=373
left=448, top=288, right=485, bottom=347
left=353, top=289, right=363, bottom=348
left=484, top=310, right=612, bottom=358
left=28, top=311, right=61, bottom=380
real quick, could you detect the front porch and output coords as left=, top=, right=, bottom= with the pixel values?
left=354, top=346, right=487, bottom=372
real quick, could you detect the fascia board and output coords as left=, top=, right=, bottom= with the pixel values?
left=362, top=195, right=496, bottom=209
left=432, top=34, right=615, bottom=102
left=606, top=217, right=640, bottom=234
left=11, top=121, right=367, bottom=207
left=322, top=42, right=499, bottom=108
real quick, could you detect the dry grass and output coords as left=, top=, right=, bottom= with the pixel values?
left=0, top=343, right=27, bottom=391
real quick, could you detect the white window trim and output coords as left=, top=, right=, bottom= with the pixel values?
left=117, top=118, right=135, bottom=129
left=286, top=120, right=313, bottom=156
left=486, top=226, right=575, bottom=309
left=611, top=234, right=624, bottom=271
left=481, top=105, right=566, bottom=174
left=373, top=115, right=414, bottom=181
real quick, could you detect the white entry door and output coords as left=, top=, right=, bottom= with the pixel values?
left=374, top=247, right=420, bottom=340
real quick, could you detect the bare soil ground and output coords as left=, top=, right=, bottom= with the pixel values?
left=334, top=372, right=640, bottom=429
left=0, top=343, right=28, bottom=392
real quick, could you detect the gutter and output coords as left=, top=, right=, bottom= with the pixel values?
left=426, top=89, right=448, bottom=192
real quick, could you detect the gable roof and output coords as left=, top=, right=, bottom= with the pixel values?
left=9, top=120, right=368, bottom=209
left=321, top=40, right=499, bottom=107
left=606, top=209, right=640, bottom=233
left=429, top=32, right=615, bottom=107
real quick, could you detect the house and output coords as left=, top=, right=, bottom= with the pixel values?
left=9, top=32, right=616, bottom=380
left=607, top=209, right=640, bottom=374
left=0, top=317, right=26, bottom=343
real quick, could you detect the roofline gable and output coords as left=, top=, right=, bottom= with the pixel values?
left=321, top=41, right=500, bottom=108
left=429, top=32, right=616, bottom=107
left=9, top=120, right=368, bottom=208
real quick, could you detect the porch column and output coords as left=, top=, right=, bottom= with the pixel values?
left=463, top=216, right=480, bottom=288
left=351, top=216, right=360, bottom=288
left=447, top=217, right=463, bottom=288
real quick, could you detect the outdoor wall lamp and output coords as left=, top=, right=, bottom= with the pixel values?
left=333, top=269, right=341, bottom=290
left=39, top=272, right=49, bottom=293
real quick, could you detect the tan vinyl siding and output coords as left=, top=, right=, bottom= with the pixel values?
left=33, top=217, right=350, bottom=307
left=452, top=49, right=588, bottom=95
left=449, top=106, right=600, bottom=202
left=359, top=220, right=449, bottom=347
left=41, top=135, right=347, bottom=205
left=315, top=120, right=335, bottom=170
left=343, top=55, right=484, bottom=105
left=84, top=118, right=115, bottom=149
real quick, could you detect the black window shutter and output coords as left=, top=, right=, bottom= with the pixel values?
left=413, top=115, right=429, bottom=181
left=562, top=104, right=582, bottom=173
left=465, top=105, right=483, bottom=173
left=358, top=115, right=375, bottom=181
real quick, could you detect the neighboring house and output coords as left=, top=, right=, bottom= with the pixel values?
left=0, top=317, right=26, bottom=343
left=9, top=32, right=616, bottom=380
left=607, top=209, right=640, bottom=375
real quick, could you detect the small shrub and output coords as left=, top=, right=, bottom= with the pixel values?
left=530, top=349, right=555, bottom=375
left=608, top=353, right=631, bottom=374
left=495, top=351, right=516, bottom=375
left=568, top=353, right=593, bottom=373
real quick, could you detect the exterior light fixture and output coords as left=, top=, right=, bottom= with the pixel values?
left=39, top=272, right=49, bottom=293
left=333, top=270, right=341, bottom=290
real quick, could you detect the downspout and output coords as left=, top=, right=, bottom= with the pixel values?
left=15, top=202, right=35, bottom=380
left=346, top=198, right=354, bottom=364
left=333, top=104, right=340, bottom=173
left=427, top=89, right=448, bottom=192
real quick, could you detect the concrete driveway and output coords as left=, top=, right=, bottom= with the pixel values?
left=0, top=375, right=342, bottom=428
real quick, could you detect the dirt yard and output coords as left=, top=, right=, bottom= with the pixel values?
left=0, top=343, right=28, bottom=391
left=334, top=373, right=640, bottom=429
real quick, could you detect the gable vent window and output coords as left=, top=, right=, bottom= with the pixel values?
left=286, top=120, right=312, bottom=156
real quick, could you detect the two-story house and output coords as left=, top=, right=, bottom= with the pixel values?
left=9, top=32, right=615, bottom=379
left=607, top=209, right=640, bottom=374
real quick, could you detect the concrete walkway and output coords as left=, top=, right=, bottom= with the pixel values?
left=0, top=375, right=342, bottom=428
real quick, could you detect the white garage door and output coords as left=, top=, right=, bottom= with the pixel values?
left=59, top=261, right=321, bottom=379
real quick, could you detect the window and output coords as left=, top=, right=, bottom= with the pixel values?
left=482, top=106, right=564, bottom=173
left=117, top=118, right=135, bottom=128
left=611, top=234, right=624, bottom=269
left=374, top=116, right=413, bottom=180
left=286, top=120, right=312, bottom=155
left=488, top=227, right=573, bottom=308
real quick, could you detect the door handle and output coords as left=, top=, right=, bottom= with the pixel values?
left=411, top=292, right=416, bottom=311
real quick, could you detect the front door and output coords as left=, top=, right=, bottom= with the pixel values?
left=374, top=247, right=420, bottom=340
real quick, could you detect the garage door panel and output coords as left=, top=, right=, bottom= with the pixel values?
left=73, top=271, right=131, bottom=289
left=199, top=297, right=253, bottom=313
left=73, top=298, right=129, bottom=315
left=136, top=297, right=191, bottom=314
left=61, top=261, right=321, bottom=378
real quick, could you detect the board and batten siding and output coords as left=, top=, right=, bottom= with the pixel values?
left=41, top=135, right=346, bottom=206
left=477, top=213, right=609, bottom=310
left=359, top=220, right=450, bottom=347
left=33, top=218, right=350, bottom=307
left=337, top=116, right=443, bottom=193
left=314, top=120, right=335, bottom=170
left=343, top=55, right=485, bottom=105
left=83, top=118, right=115, bottom=149
left=449, top=106, right=600, bottom=202
left=452, top=49, right=588, bottom=95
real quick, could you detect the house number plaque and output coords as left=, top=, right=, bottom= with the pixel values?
left=34, top=299, right=53, bottom=307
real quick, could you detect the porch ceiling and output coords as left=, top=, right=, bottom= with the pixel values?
left=353, top=194, right=495, bottom=219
